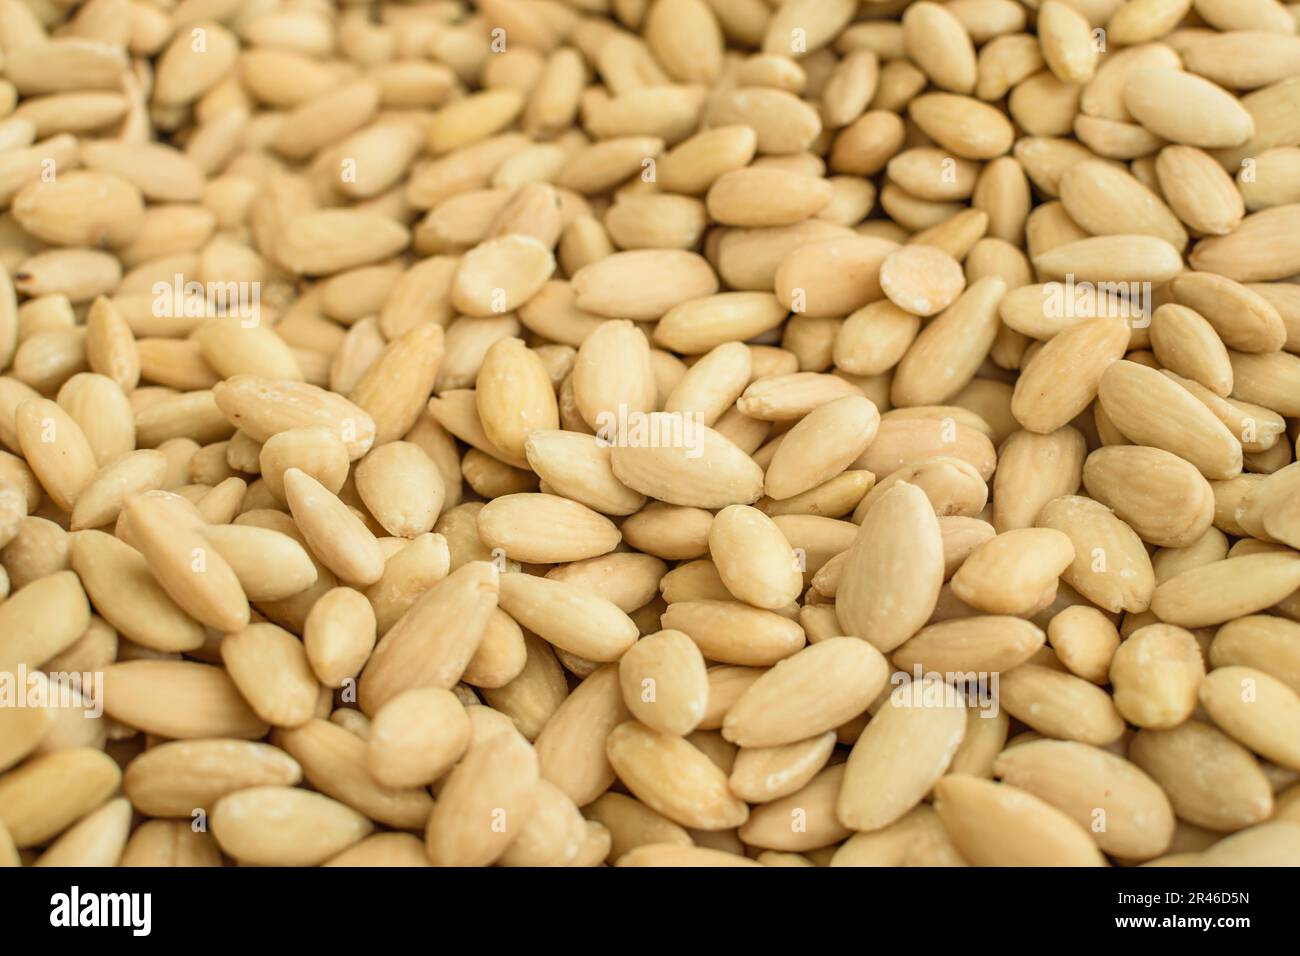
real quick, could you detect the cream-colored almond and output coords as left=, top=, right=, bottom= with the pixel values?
left=837, top=482, right=945, bottom=653
left=892, top=616, right=1046, bottom=675
left=728, top=732, right=837, bottom=805
left=609, top=414, right=764, bottom=509
left=1109, top=623, right=1205, bottom=729
left=358, top=562, right=499, bottom=713
left=1036, top=495, right=1156, bottom=614
left=354, top=441, right=445, bottom=539
left=993, top=739, right=1174, bottom=859
left=1129, top=720, right=1274, bottom=832
left=723, top=637, right=889, bottom=748
left=220, top=622, right=320, bottom=728
left=497, top=571, right=638, bottom=662
left=0, top=748, right=122, bottom=848
left=366, top=688, right=470, bottom=789
left=950, top=528, right=1075, bottom=615
left=1169, top=272, right=1288, bottom=353
left=660, top=600, right=805, bottom=666
left=1011, top=316, right=1129, bottom=434
left=707, top=505, right=802, bottom=610
left=214, top=375, right=376, bottom=461
left=1082, top=445, right=1215, bottom=548
left=606, top=721, right=747, bottom=831
left=1151, top=553, right=1300, bottom=628
left=838, top=677, right=967, bottom=829
left=103, top=660, right=268, bottom=740
left=1199, top=665, right=1300, bottom=771
left=1125, top=67, right=1254, bottom=149
left=200, top=524, right=319, bottom=602
left=1000, top=662, right=1127, bottom=745
left=123, top=739, right=302, bottom=818
left=617, top=629, right=709, bottom=737
left=212, top=786, right=372, bottom=867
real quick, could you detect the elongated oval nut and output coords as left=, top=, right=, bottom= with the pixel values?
left=425, top=728, right=539, bottom=866
left=0, top=569, right=92, bottom=673
left=103, top=661, right=269, bottom=740
left=764, top=395, right=879, bottom=501
left=1199, top=666, right=1300, bottom=771
left=992, top=739, right=1174, bottom=860
left=999, top=663, right=1126, bottom=745
left=1011, top=316, right=1130, bottom=434
left=837, top=677, right=967, bottom=830
left=618, top=629, right=708, bottom=737
left=0, top=748, right=122, bottom=848
left=723, top=637, right=889, bottom=748
left=933, top=775, right=1106, bottom=866
left=122, top=739, right=302, bottom=818
left=837, top=482, right=944, bottom=653
left=478, top=493, right=620, bottom=564
left=609, top=414, right=764, bottom=509
left=950, top=528, right=1075, bottom=616
left=606, top=721, right=748, bottom=830
left=125, top=491, right=250, bottom=633
left=366, top=688, right=470, bottom=789
left=283, top=467, right=384, bottom=587
left=199, top=524, right=319, bottom=602
left=1081, top=445, right=1215, bottom=548
left=497, top=572, right=639, bottom=663
left=1151, top=553, right=1300, bottom=628
left=358, top=561, right=499, bottom=714
left=708, top=505, right=802, bottom=610
left=212, top=786, right=372, bottom=866
left=728, top=732, right=837, bottom=805
left=213, top=376, right=376, bottom=461
left=220, top=622, right=320, bottom=729
left=660, top=599, right=806, bottom=666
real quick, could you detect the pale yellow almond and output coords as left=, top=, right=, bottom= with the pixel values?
left=1082, top=445, right=1215, bottom=548
left=472, top=336, right=558, bottom=462
left=0, top=673, right=54, bottom=773
left=57, top=372, right=135, bottom=468
left=463, top=607, right=528, bottom=690
left=707, top=504, right=802, bottom=610
left=606, top=721, right=747, bottom=830
left=999, top=663, right=1126, bottom=745
left=993, top=739, right=1174, bottom=859
left=837, top=482, right=945, bottom=653
left=1169, top=272, right=1288, bottom=353
left=1036, top=495, right=1156, bottom=614
left=523, top=430, right=644, bottom=517
left=617, top=629, right=709, bottom=737
left=909, top=93, right=1015, bottom=160
left=124, top=492, right=250, bottom=633
left=1129, top=720, right=1274, bottom=832
left=122, top=739, right=302, bottom=818
left=1198, top=820, right=1300, bottom=866
left=1109, top=623, right=1205, bottom=730
left=0, top=748, right=121, bottom=848
left=705, top=168, right=833, bottom=227
left=424, top=727, right=539, bottom=866
left=68, top=530, right=203, bottom=652
left=497, top=571, right=638, bottom=663
left=259, top=426, right=350, bottom=502
left=662, top=342, right=751, bottom=427
left=902, top=2, right=977, bottom=94
left=705, top=87, right=821, bottom=156
left=305, top=586, right=377, bottom=688
left=1211, top=616, right=1300, bottom=696
left=283, top=467, right=384, bottom=587
left=366, top=688, right=469, bottom=789
left=349, top=321, right=444, bottom=446
left=212, top=786, right=372, bottom=867
left=103, top=660, right=268, bottom=740
left=657, top=126, right=758, bottom=195
left=723, top=637, right=888, bottom=748
left=1098, top=360, right=1242, bottom=480
left=1155, top=145, right=1244, bottom=236
left=220, top=622, right=320, bottom=729
left=1199, top=665, right=1300, bottom=771
left=15, top=398, right=97, bottom=513
left=530, top=665, right=629, bottom=807
left=479, top=631, right=569, bottom=739
left=832, top=300, right=921, bottom=377
left=276, top=210, right=409, bottom=276
left=991, top=427, right=1086, bottom=532
left=1151, top=553, right=1300, bottom=628
left=774, top=235, right=896, bottom=318
left=728, top=731, right=837, bottom=804
left=68, top=450, right=164, bottom=532
left=660, top=600, right=805, bottom=666
left=31, top=797, right=131, bottom=867
left=950, top=528, right=1074, bottom=616
left=737, top=372, right=863, bottom=422
left=609, top=414, right=763, bottom=509
left=1190, top=204, right=1300, bottom=283
left=892, top=616, right=1046, bottom=675
left=738, top=763, right=851, bottom=852
left=1033, top=234, right=1184, bottom=284
left=84, top=296, right=139, bottom=391
left=936, top=775, right=1106, bottom=865
left=358, top=562, right=499, bottom=713
left=199, top=524, right=318, bottom=602
left=1060, top=160, right=1187, bottom=249
left=351, top=442, right=445, bottom=540
left=572, top=319, right=657, bottom=430
left=1124, top=67, right=1254, bottom=149
left=837, top=677, right=967, bottom=829
left=1011, top=317, right=1129, bottom=434
left=572, top=250, right=718, bottom=321
left=1227, top=349, right=1300, bottom=417
left=213, top=375, right=376, bottom=461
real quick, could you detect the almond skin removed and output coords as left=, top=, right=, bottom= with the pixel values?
left=2, top=0, right=1299, bottom=876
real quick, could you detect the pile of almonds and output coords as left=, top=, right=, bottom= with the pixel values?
left=2, top=0, right=1300, bottom=868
